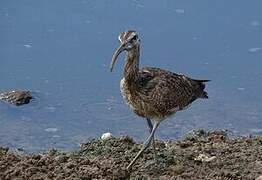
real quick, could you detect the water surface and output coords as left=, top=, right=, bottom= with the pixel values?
left=0, top=0, right=262, bottom=152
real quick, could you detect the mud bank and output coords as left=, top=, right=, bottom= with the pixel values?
left=0, top=130, right=261, bottom=179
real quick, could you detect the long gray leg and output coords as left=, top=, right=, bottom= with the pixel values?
left=146, top=118, right=157, bottom=158
left=127, top=121, right=160, bottom=170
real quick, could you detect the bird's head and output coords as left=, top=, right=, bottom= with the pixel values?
left=110, top=30, right=140, bottom=72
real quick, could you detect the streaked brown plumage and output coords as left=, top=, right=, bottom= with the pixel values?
left=110, top=30, right=209, bottom=170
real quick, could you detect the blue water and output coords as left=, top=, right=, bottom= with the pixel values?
left=0, top=1, right=262, bottom=152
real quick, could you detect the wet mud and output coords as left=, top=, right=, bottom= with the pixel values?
left=0, top=130, right=261, bottom=179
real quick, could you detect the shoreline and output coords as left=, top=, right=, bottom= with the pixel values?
left=0, top=130, right=261, bottom=179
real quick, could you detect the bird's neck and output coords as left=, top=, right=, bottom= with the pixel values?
left=124, top=45, right=140, bottom=84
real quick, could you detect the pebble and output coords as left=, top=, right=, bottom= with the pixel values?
left=54, top=155, right=68, bottom=163
left=0, top=90, right=33, bottom=106
left=256, top=175, right=262, bottom=180
left=101, top=132, right=113, bottom=140
left=194, top=154, right=216, bottom=162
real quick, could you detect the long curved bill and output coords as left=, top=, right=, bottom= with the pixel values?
left=110, top=44, right=125, bottom=72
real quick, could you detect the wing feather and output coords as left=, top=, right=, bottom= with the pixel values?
left=136, top=67, right=207, bottom=113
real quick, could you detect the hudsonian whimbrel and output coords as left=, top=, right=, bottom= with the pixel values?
left=110, top=30, right=209, bottom=170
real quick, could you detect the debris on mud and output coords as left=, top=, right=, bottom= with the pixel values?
left=0, top=90, right=33, bottom=106
left=0, top=130, right=261, bottom=179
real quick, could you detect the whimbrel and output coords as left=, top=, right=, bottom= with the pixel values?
left=110, top=30, right=209, bottom=170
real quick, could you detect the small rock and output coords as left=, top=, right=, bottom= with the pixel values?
left=0, top=147, right=9, bottom=155
left=66, top=162, right=75, bottom=169
left=101, top=132, right=113, bottom=140
left=256, top=175, right=262, bottom=180
left=32, top=154, right=42, bottom=160
left=0, top=90, right=33, bottom=106
left=54, top=155, right=68, bottom=163
left=194, top=154, right=216, bottom=162
left=179, top=141, right=193, bottom=148
left=17, top=148, right=24, bottom=151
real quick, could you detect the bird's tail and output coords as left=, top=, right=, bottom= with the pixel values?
left=192, top=79, right=210, bottom=99
left=201, top=91, right=209, bottom=99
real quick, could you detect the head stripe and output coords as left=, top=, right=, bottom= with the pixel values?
left=118, top=30, right=138, bottom=44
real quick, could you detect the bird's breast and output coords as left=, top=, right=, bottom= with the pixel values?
left=120, top=78, right=136, bottom=111
left=120, top=78, right=156, bottom=119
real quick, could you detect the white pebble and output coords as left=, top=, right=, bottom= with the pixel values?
left=194, top=154, right=216, bottom=162
left=256, top=175, right=262, bottom=180
left=101, top=132, right=113, bottom=140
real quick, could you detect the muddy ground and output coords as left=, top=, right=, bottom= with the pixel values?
left=0, top=130, right=261, bottom=180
